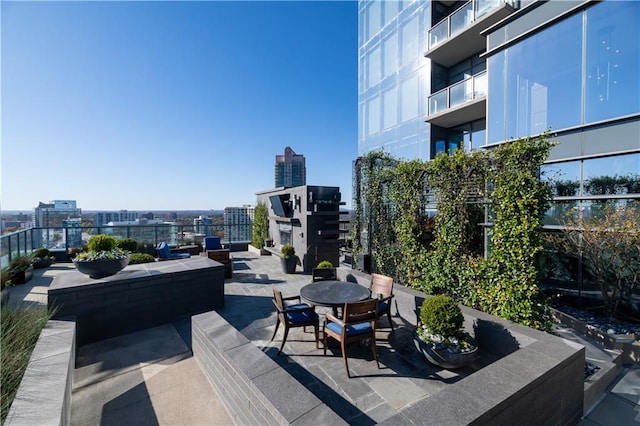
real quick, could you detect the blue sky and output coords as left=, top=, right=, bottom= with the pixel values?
left=1, top=1, right=358, bottom=211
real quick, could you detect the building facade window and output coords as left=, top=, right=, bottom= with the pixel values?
left=488, top=1, right=640, bottom=144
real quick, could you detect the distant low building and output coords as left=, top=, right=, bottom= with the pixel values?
left=94, top=210, right=139, bottom=227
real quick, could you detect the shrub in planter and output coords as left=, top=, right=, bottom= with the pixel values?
left=281, top=245, right=297, bottom=274
left=30, top=248, right=55, bottom=269
left=128, top=253, right=156, bottom=264
left=117, top=238, right=138, bottom=253
left=414, top=295, right=478, bottom=369
left=7, top=256, right=34, bottom=284
left=73, top=234, right=130, bottom=279
left=316, top=260, right=334, bottom=268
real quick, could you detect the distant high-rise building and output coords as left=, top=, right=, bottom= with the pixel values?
left=275, top=147, right=306, bottom=188
left=94, top=210, right=139, bottom=227
left=193, top=215, right=212, bottom=235
left=33, top=200, right=82, bottom=249
left=224, top=205, right=254, bottom=242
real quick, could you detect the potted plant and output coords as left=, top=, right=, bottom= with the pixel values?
left=413, top=294, right=478, bottom=369
left=7, top=255, right=34, bottom=284
left=280, top=244, right=297, bottom=274
left=72, top=234, right=130, bottom=279
left=30, top=247, right=55, bottom=269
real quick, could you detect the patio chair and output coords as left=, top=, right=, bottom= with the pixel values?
left=323, top=298, right=380, bottom=378
left=203, top=236, right=222, bottom=251
left=369, top=273, right=395, bottom=330
left=312, top=267, right=337, bottom=282
left=270, top=288, right=320, bottom=355
left=156, top=242, right=190, bottom=260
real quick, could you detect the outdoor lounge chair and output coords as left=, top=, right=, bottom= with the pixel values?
left=156, top=242, right=190, bottom=260
left=270, top=288, right=319, bottom=355
left=323, top=298, right=380, bottom=378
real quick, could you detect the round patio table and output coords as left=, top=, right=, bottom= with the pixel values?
left=300, top=280, right=371, bottom=317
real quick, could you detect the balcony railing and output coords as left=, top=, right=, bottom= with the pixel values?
left=428, top=0, right=515, bottom=50
left=428, top=71, right=487, bottom=116
left=0, top=223, right=253, bottom=268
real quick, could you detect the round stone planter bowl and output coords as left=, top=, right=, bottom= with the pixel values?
left=413, top=328, right=478, bottom=370
left=72, top=256, right=130, bottom=279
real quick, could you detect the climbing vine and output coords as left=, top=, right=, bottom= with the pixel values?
left=252, top=202, right=269, bottom=249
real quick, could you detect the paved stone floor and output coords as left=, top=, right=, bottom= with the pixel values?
left=6, top=252, right=640, bottom=425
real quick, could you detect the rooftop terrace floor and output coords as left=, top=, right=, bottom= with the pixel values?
left=6, top=252, right=639, bottom=425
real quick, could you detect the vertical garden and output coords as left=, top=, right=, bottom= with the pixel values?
left=352, top=134, right=555, bottom=331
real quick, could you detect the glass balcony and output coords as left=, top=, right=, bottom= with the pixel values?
left=428, top=71, right=487, bottom=116
left=428, top=0, right=515, bottom=50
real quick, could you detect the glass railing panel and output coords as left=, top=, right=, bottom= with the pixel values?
left=428, top=90, right=449, bottom=115
left=450, top=2, right=474, bottom=37
left=449, top=79, right=474, bottom=108
left=475, top=0, right=501, bottom=19
left=474, top=71, right=488, bottom=97
left=429, top=19, right=449, bottom=49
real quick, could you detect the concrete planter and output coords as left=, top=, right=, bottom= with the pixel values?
left=11, top=265, right=34, bottom=284
left=72, top=256, right=130, bottom=279
left=281, top=256, right=297, bottom=274
left=413, top=328, right=478, bottom=369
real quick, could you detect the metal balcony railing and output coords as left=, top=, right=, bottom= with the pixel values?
left=428, top=70, right=487, bottom=116
left=428, top=0, right=515, bottom=50
left=0, top=223, right=254, bottom=268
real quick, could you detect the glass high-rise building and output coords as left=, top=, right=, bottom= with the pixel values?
left=358, top=0, right=639, bottom=221
left=275, top=147, right=306, bottom=188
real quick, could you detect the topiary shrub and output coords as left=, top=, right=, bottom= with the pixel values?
left=281, top=244, right=295, bottom=257
left=87, top=234, right=117, bottom=252
left=419, top=295, right=464, bottom=338
left=316, top=260, right=333, bottom=268
left=128, top=253, right=155, bottom=264
left=117, top=238, right=138, bottom=252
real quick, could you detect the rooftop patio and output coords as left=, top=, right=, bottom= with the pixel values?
left=4, top=251, right=639, bottom=425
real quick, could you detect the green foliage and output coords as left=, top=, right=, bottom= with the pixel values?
left=252, top=202, right=269, bottom=249
left=419, top=295, right=464, bottom=337
left=76, top=234, right=127, bottom=261
left=30, top=248, right=52, bottom=259
left=8, top=255, right=33, bottom=274
left=1, top=305, right=55, bottom=423
left=352, top=133, right=555, bottom=332
left=281, top=244, right=295, bottom=257
left=422, top=148, right=487, bottom=299
left=128, top=253, right=156, bottom=264
left=116, top=238, right=138, bottom=252
left=316, top=260, right=334, bottom=268
left=87, top=234, right=118, bottom=252
left=472, top=135, right=554, bottom=331
left=555, top=206, right=640, bottom=317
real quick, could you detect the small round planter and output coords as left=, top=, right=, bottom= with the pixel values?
left=413, top=328, right=478, bottom=370
left=73, top=256, right=130, bottom=279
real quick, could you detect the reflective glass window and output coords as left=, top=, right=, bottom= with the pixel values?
left=487, top=50, right=506, bottom=143
left=583, top=153, right=640, bottom=196
left=585, top=1, right=640, bottom=123
left=400, top=14, right=418, bottom=66
left=470, top=120, right=486, bottom=151
left=384, top=1, right=399, bottom=26
left=368, top=45, right=381, bottom=87
left=541, top=161, right=581, bottom=197
left=504, top=13, right=582, bottom=139
left=366, top=96, right=381, bottom=136
left=383, top=33, right=398, bottom=78
left=367, top=1, right=381, bottom=39
left=400, top=73, right=419, bottom=122
left=383, top=87, right=398, bottom=129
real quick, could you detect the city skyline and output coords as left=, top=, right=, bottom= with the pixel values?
left=1, top=1, right=358, bottom=211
